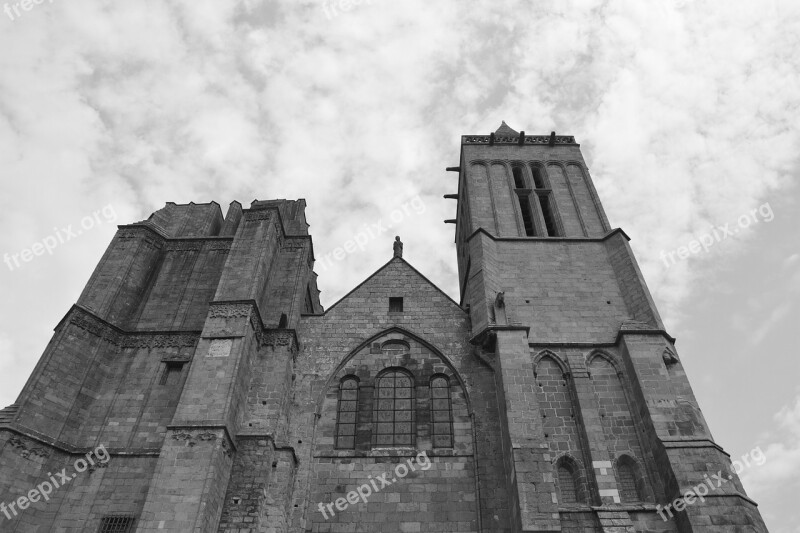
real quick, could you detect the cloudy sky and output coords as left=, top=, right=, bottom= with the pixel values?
left=0, top=0, right=797, bottom=529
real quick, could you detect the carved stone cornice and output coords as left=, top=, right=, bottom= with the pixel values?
left=463, top=134, right=576, bottom=145
left=208, top=302, right=254, bottom=319
left=243, top=209, right=273, bottom=222
left=169, top=428, right=233, bottom=458
left=65, top=306, right=200, bottom=350
left=7, top=435, right=50, bottom=459
left=164, top=241, right=203, bottom=252
left=257, top=329, right=299, bottom=354
left=281, top=240, right=305, bottom=252
left=70, top=311, right=122, bottom=346
left=116, top=225, right=166, bottom=248
left=122, top=334, right=198, bottom=349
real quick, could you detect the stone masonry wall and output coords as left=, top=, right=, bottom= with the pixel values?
left=293, top=258, right=510, bottom=532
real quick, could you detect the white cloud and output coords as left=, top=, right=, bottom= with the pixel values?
left=0, top=0, right=798, bottom=527
left=742, top=393, right=800, bottom=532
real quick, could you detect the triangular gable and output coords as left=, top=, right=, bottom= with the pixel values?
left=321, top=257, right=464, bottom=315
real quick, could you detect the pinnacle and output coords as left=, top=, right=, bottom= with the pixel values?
left=494, top=121, right=519, bottom=136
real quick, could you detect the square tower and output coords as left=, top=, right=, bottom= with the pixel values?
left=447, top=122, right=767, bottom=532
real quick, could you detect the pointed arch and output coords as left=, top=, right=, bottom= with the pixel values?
left=586, top=349, right=623, bottom=377
left=553, top=454, right=588, bottom=505
left=315, top=326, right=472, bottom=416
left=614, top=454, right=649, bottom=503
left=533, top=349, right=569, bottom=377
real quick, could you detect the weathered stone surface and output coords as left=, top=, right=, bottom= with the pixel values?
left=0, top=133, right=767, bottom=532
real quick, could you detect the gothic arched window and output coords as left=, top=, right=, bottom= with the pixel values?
left=373, top=369, right=414, bottom=447
left=511, top=165, right=536, bottom=236
left=530, top=164, right=560, bottom=237
left=335, top=377, right=359, bottom=449
left=430, top=375, right=453, bottom=448
left=556, top=457, right=584, bottom=504
left=557, top=464, right=578, bottom=503
left=616, top=455, right=645, bottom=502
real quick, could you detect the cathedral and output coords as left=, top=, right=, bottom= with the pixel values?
left=0, top=123, right=768, bottom=532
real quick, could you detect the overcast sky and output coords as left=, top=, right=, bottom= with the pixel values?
left=1, top=0, right=798, bottom=530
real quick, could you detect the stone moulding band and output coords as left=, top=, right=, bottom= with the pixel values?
left=0, top=428, right=161, bottom=457
left=167, top=425, right=236, bottom=457
left=65, top=305, right=200, bottom=349
left=207, top=300, right=300, bottom=353
left=462, top=135, right=577, bottom=145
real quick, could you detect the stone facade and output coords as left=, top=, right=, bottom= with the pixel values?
left=0, top=124, right=768, bottom=532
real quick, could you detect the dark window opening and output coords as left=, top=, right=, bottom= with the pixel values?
left=160, top=362, right=184, bottom=386
left=373, top=369, right=415, bottom=447
left=278, top=313, right=288, bottom=328
left=389, top=297, right=403, bottom=312
left=532, top=166, right=547, bottom=189
left=518, top=197, right=536, bottom=236
left=539, top=195, right=558, bottom=236
left=512, top=166, right=525, bottom=188
left=98, top=516, right=135, bottom=533
left=335, top=377, right=359, bottom=449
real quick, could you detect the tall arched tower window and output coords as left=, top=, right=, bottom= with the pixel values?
left=374, top=369, right=415, bottom=447
left=557, top=463, right=578, bottom=503
left=555, top=456, right=585, bottom=504
left=430, top=375, right=453, bottom=448
left=531, top=164, right=560, bottom=237
left=512, top=165, right=536, bottom=236
left=335, top=376, right=359, bottom=449
left=616, top=455, right=645, bottom=502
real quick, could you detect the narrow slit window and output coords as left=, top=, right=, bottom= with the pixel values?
left=539, top=195, right=558, bottom=237
left=98, top=516, right=136, bottom=533
left=430, top=375, right=453, bottom=448
left=512, top=166, right=525, bottom=188
left=373, top=369, right=415, bottom=447
left=532, top=166, right=547, bottom=189
left=518, top=196, right=535, bottom=236
left=335, top=377, right=359, bottom=449
left=531, top=165, right=560, bottom=237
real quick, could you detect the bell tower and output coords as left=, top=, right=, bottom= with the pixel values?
left=445, top=122, right=768, bottom=532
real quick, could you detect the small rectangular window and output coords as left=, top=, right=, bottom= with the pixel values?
left=98, top=515, right=135, bottom=533
left=160, top=362, right=184, bottom=386
left=389, top=297, right=404, bottom=312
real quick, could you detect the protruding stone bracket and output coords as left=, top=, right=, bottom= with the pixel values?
left=662, top=348, right=679, bottom=367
